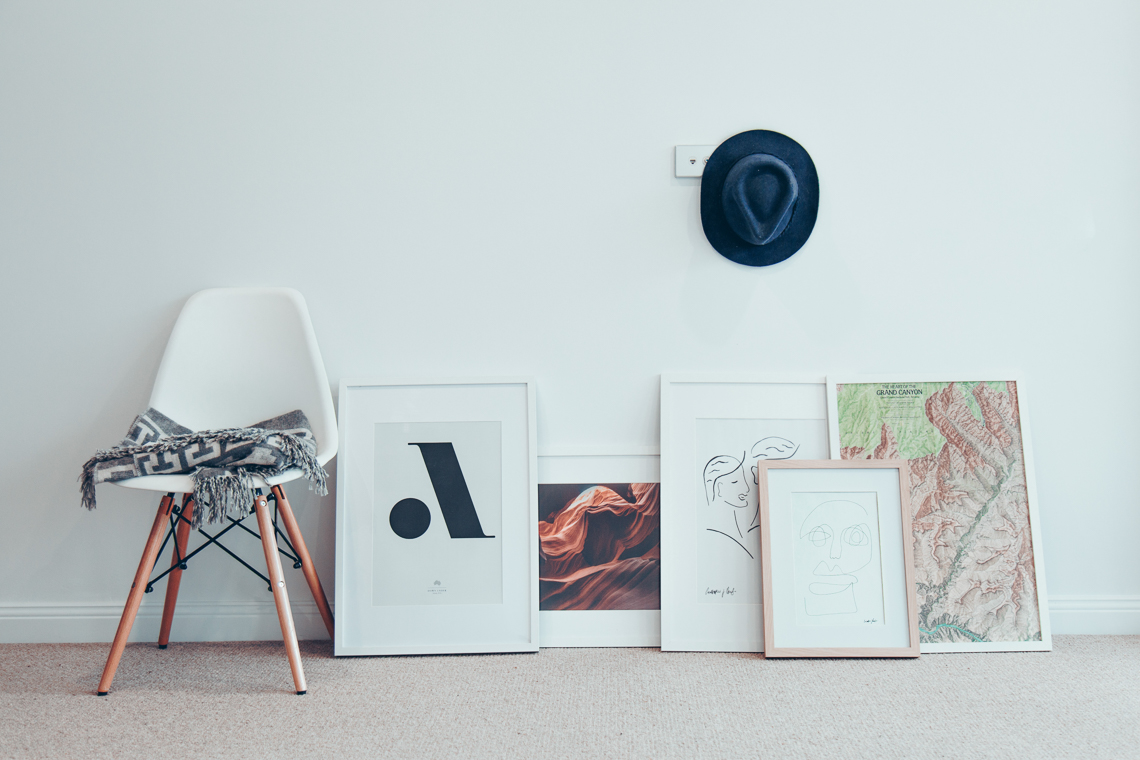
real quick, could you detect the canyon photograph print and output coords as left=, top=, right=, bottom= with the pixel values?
left=538, top=483, right=660, bottom=611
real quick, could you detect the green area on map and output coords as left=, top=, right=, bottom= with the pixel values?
left=836, top=381, right=1008, bottom=460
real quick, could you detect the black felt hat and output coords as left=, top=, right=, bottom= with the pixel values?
left=700, top=130, right=819, bottom=267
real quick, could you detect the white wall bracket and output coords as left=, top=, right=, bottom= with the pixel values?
left=674, top=145, right=715, bottom=178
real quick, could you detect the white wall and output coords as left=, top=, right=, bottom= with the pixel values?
left=1, top=1, right=1137, bottom=642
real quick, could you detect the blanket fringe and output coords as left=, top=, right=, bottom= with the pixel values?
left=193, top=468, right=257, bottom=528
left=79, top=425, right=328, bottom=527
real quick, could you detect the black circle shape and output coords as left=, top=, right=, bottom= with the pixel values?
left=390, top=497, right=431, bottom=539
left=700, top=130, right=819, bottom=267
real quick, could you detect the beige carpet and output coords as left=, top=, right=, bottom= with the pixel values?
left=1, top=636, right=1136, bottom=759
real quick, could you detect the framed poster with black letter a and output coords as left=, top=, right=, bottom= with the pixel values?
left=335, top=378, right=538, bottom=655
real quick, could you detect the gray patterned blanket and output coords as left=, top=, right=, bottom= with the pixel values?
left=80, top=408, right=328, bottom=528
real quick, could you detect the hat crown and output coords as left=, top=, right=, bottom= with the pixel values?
left=721, top=153, right=799, bottom=246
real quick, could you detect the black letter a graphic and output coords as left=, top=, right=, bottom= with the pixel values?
left=408, top=442, right=494, bottom=539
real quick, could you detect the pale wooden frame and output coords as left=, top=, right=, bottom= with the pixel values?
left=759, top=459, right=920, bottom=659
left=826, top=374, right=1051, bottom=653
left=333, top=377, right=539, bottom=656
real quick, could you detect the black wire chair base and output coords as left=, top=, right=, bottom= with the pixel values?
left=143, top=489, right=302, bottom=594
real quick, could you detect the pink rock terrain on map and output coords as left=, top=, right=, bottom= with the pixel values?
left=842, top=382, right=1040, bottom=644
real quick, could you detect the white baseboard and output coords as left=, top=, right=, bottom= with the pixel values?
left=0, top=596, right=1136, bottom=644
left=1048, top=596, right=1140, bottom=635
left=0, top=600, right=332, bottom=644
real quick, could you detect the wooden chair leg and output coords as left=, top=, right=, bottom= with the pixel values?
left=253, top=493, right=307, bottom=695
left=97, top=494, right=175, bottom=696
left=158, top=495, right=195, bottom=648
left=271, top=485, right=334, bottom=639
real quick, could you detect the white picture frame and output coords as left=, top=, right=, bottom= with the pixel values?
left=660, top=373, right=831, bottom=652
left=334, top=378, right=539, bottom=656
left=537, top=449, right=661, bottom=648
left=827, top=375, right=1051, bottom=653
left=759, top=460, right=920, bottom=658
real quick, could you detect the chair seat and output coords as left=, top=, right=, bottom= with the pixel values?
left=114, top=467, right=307, bottom=494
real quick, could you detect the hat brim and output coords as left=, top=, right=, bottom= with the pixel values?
left=700, top=130, right=819, bottom=267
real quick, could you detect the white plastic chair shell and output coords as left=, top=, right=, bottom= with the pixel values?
left=115, top=287, right=337, bottom=494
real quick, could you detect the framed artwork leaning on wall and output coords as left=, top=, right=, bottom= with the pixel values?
left=759, top=460, right=920, bottom=658
left=827, top=376, right=1051, bottom=653
left=660, top=374, right=831, bottom=652
left=334, top=378, right=539, bottom=656
left=537, top=450, right=661, bottom=647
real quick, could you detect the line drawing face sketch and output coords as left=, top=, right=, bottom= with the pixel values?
left=695, top=418, right=829, bottom=606
left=798, top=500, right=872, bottom=616
left=703, top=437, right=799, bottom=558
left=703, top=453, right=752, bottom=556
left=792, top=492, right=885, bottom=626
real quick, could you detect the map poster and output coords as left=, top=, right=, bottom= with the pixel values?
left=827, top=378, right=1051, bottom=653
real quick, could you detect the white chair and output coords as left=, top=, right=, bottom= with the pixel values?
left=96, top=287, right=337, bottom=696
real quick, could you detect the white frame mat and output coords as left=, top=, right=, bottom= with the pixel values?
left=537, top=451, right=661, bottom=648
left=334, top=378, right=539, bottom=656
left=827, top=375, right=1051, bottom=653
left=660, top=374, right=831, bottom=652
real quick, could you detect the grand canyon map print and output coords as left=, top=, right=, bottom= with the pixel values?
left=834, top=381, right=1042, bottom=645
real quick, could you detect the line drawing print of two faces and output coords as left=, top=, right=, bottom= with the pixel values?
left=704, top=443, right=876, bottom=616
left=702, top=437, right=799, bottom=558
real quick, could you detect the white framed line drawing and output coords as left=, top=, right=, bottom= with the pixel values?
left=660, top=374, right=831, bottom=653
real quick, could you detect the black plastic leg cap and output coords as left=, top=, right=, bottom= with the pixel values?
left=158, top=644, right=167, bottom=649
left=97, top=691, right=108, bottom=696
left=296, top=690, right=307, bottom=696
